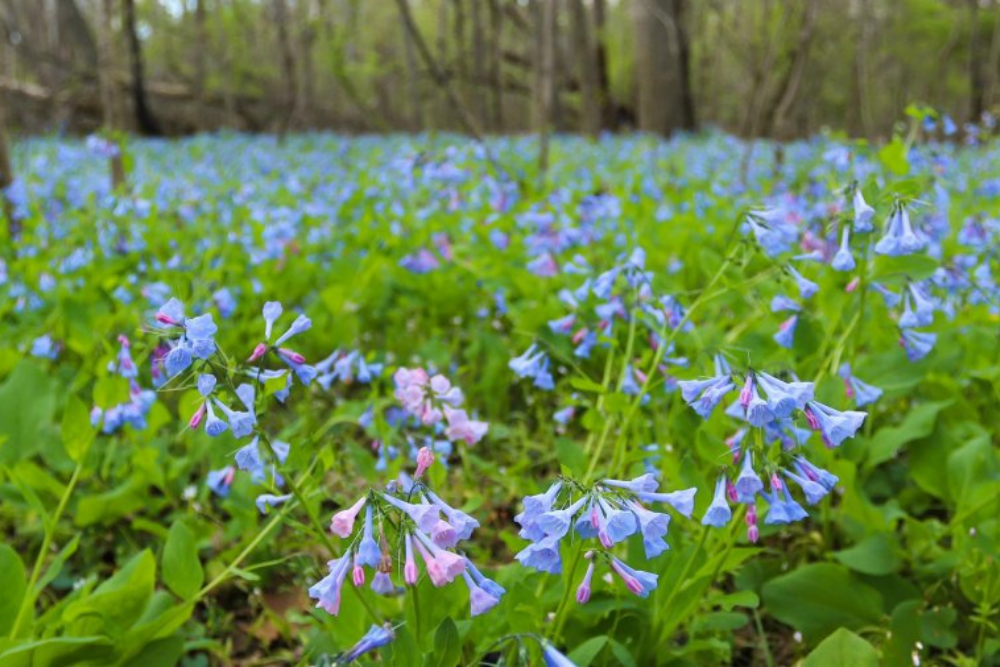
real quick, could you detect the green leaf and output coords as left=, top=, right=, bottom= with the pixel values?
left=865, top=400, right=952, bottom=468
left=0, top=544, right=26, bottom=636
left=0, top=362, right=57, bottom=464
left=120, top=636, right=184, bottom=667
left=555, top=438, right=585, bottom=476
left=162, top=521, right=203, bottom=599
left=877, top=138, right=909, bottom=175
left=65, top=550, right=156, bottom=636
left=833, top=534, right=902, bottom=576
left=61, top=395, right=96, bottom=463
left=762, top=564, right=883, bottom=641
left=869, top=254, right=939, bottom=284
left=803, top=628, right=878, bottom=667
left=568, top=636, right=608, bottom=666
left=569, top=377, right=606, bottom=394
left=716, top=590, right=760, bottom=611
left=427, top=617, right=460, bottom=667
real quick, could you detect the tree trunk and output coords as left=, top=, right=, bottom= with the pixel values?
left=401, top=5, right=423, bottom=130
left=488, top=0, right=504, bottom=131
left=535, top=0, right=556, bottom=176
left=632, top=0, right=691, bottom=135
left=273, top=0, right=298, bottom=138
left=570, top=0, right=600, bottom=136
left=0, top=78, right=16, bottom=235
left=592, top=0, right=613, bottom=127
left=471, top=0, right=487, bottom=128
left=766, top=0, right=819, bottom=137
left=193, top=0, right=207, bottom=98
left=969, top=0, right=985, bottom=121
left=122, top=0, right=161, bottom=135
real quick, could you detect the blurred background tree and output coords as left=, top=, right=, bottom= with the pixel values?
left=0, top=0, right=995, bottom=138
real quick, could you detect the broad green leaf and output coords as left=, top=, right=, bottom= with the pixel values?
left=762, top=564, right=883, bottom=641
left=162, top=521, right=203, bottom=599
left=61, top=395, right=96, bottom=462
left=65, top=550, right=156, bottom=637
left=833, top=534, right=902, bottom=576
left=865, top=400, right=952, bottom=468
left=121, top=636, right=184, bottom=667
left=803, top=628, right=878, bottom=667
left=568, top=636, right=608, bottom=666
left=427, top=617, right=460, bottom=667
left=0, top=544, right=27, bottom=636
left=0, top=362, right=57, bottom=464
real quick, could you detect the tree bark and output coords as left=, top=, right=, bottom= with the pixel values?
left=535, top=0, right=555, bottom=176
left=592, top=0, right=613, bottom=127
left=969, top=0, right=985, bottom=121
left=767, top=0, right=819, bottom=137
left=570, top=0, right=599, bottom=136
left=632, top=0, right=692, bottom=135
left=122, top=0, right=161, bottom=135
left=471, top=0, right=487, bottom=128
left=272, top=0, right=298, bottom=138
left=193, top=0, right=208, bottom=98
left=488, top=0, right=504, bottom=131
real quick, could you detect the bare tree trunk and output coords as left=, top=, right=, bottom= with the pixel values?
left=985, top=0, right=1000, bottom=110
left=632, top=0, right=691, bottom=135
left=767, top=0, right=819, bottom=137
left=299, top=0, right=317, bottom=126
left=0, top=81, right=15, bottom=234
left=592, top=0, right=613, bottom=127
left=570, top=0, right=599, bottom=136
left=273, top=0, right=298, bottom=138
left=674, top=0, right=695, bottom=129
left=193, top=0, right=208, bottom=99
left=393, top=0, right=485, bottom=138
left=969, top=0, right=986, bottom=121
left=401, top=6, right=423, bottom=130
left=471, top=0, right=487, bottom=128
left=853, top=0, right=874, bottom=139
left=122, top=0, right=161, bottom=135
left=535, top=0, right=555, bottom=176
left=453, top=0, right=468, bottom=118
left=98, top=0, right=127, bottom=190
left=436, top=0, right=452, bottom=129
left=488, top=0, right=504, bottom=131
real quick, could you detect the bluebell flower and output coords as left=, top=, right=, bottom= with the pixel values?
left=601, top=473, right=658, bottom=494
left=900, top=329, right=936, bottom=362
left=356, top=505, right=382, bottom=568
left=755, top=371, right=813, bottom=417
left=204, top=402, right=229, bottom=437
left=787, top=266, right=818, bottom=299
left=535, top=496, right=589, bottom=539
left=464, top=556, right=506, bottom=599
left=423, top=489, right=480, bottom=540
left=831, top=227, right=855, bottom=271
left=837, top=363, right=882, bottom=407
left=165, top=344, right=193, bottom=378
left=308, top=553, right=352, bottom=616
left=541, top=640, right=576, bottom=667
left=213, top=288, right=237, bottom=318
left=213, top=399, right=255, bottom=438
left=30, top=335, right=59, bottom=360
left=548, top=314, right=576, bottom=335
left=783, top=469, right=828, bottom=505
left=514, top=535, right=562, bottom=573
left=872, top=282, right=902, bottom=308
left=637, top=487, right=697, bottom=517
left=907, top=283, right=936, bottom=325
left=853, top=190, right=875, bottom=233
left=735, top=451, right=764, bottom=499
left=773, top=315, right=798, bottom=349
left=596, top=498, right=638, bottom=545
left=206, top=466, right=235, bottom=497
left=255, top=493, right=292, bottom=514
left=761, top=488, right=790, bottom=525
left=262, top=301, right=282, bottom=341
left=197, top=374, right=216, bottom=396
left=770, top=295, right=800, bottom=312
left=679, top=370, right=736, bottom=419
left=341, top=624, right=395, bottom=663
left=875, top=205, right=923, bottom=256
left=625, top=500, right=671, bottom=558
left=701, top=476, right=732, bottom=527
left=804, top=401, right=866, bottom=447
left=235, top=438, right=264, bottom=472
left=380, top=494, right=440, bottom=532
left=793, top=456, right=840, bottom=492
left=274, top=313, right=312, bottom=347
left=609, top=556, right=658, bottom=598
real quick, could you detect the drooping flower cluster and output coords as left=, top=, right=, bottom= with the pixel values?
left=90, top=335, right=157, bottom=434
left=310, top=449, right=504, bottom=618
left=514, top=474, right=696, bottom=601
left=393, top=368, right=488, bottom=445
left=679, top=360, right=866, bottom=540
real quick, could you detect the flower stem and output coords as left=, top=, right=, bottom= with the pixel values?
left=8, top=460, right=83, bottom=639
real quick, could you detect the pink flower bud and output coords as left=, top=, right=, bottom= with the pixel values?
left=278, top=348, right=305, bottom=364
left=845, top=276, right=860, bottom=292
left=748, top=524, right=759, bottom=543
left=189, top=403, right=206, bottom=429
left=248, top=342, right=267, bottom=362
left=414, top=446, right=434, bottom=480
left=352, top=564, right=365, bottom=587
left=155, top=313, right=180, bottom=326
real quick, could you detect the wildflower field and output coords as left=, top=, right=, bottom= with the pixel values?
left=1, top=127, right=999, bottom=667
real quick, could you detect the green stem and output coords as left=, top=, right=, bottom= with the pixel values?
left=8, top=460, right=83, bottom=639
left=546, top=543, right=584, bottom=641
left=752, top=608, right=775, bottom=667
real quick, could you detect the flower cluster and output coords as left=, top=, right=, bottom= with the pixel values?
left=393, top=368, right=487, bottom=445
left=311, top=449, right=504, bottom=618
left=514, top=474, right=696, bottom=601
left=679, top=362, right=865, bottom=540
left=90, top=335, right=157, bottom=434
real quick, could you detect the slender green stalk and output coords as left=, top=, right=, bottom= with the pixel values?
left=8, top=460, right=83, bottom=639
left=546, top=543, right=584, bottom=641
left=752, top=608, right=776, bottom=667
